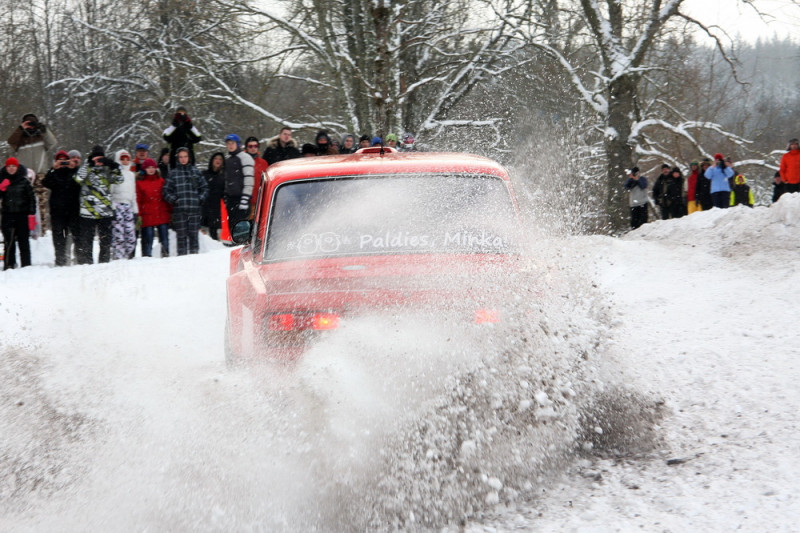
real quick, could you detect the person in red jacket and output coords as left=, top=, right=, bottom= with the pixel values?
left=0, top=157, right=36, bottom=269
left=686, top=161, right=701, bottom=214
left=779, top=138, right=800, bottom=194
left=135, top=158, right=172, bottom=257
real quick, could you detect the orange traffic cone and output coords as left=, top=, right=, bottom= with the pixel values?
left=220, top=199, right=231, bottom=242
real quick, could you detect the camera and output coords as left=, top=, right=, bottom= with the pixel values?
left=59, top=160, right=70, bottom=167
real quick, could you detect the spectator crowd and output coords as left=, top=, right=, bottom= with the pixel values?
left=0, top=107, right=418, bottom=269
left=624, top=141, right=798, bottom=230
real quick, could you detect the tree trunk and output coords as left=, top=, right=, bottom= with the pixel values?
left=605, top=75, right=637, bottom=232
left=371, top=0, right=392, bottom=136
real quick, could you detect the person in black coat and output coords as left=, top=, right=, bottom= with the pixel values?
left=696, top=158, right=713, bottom=211
left=0, top=157, right=36, bottom=269
left=162, top=106, right=201, bottom=168
left=157, top=147, right=170, bottom=179
left=42, top=150, right=82, bottom=266
left=652, top=165, right=686, bottom=220
left=772, top=171, right=786, bottom=204
left=202, top=152, right=226, bottom=240
left=262, top=127, right=301, bottom=165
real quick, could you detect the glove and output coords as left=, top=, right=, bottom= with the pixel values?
left=172, top=113, right=183, bottom=127
left=136, top=216, right=142, bottom=231
left=239, top=195, right=251, bottom=210
left=183, top=116, right=192, bottom=127
left=28, top=215, right=36, bottom=231
left=0, top=178, right=9, bottom=192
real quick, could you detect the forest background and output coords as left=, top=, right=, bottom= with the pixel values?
left=1, top=0, right=798, bottom=232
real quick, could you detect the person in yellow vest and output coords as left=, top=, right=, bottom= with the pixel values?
left=730, top=174, right=754, bottom=207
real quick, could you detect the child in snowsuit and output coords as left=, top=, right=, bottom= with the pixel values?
left=730, top=175, right=754, bottom=207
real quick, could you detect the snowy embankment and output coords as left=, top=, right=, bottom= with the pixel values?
left=467, top=195, right=800, bottom=532
left=1, top=195, right=800, bottom=532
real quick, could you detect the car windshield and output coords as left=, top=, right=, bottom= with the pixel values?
left=264, top=174, right=518, bottom=262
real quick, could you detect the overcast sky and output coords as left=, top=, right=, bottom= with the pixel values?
left=683, top=0, right=800, bottom=42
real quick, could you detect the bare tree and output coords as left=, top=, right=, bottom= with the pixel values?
left=192, top=0, right=533, bottom=142
left=500, top=0, right=795, bottom=230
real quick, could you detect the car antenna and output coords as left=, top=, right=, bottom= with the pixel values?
left=379, top=143, right=385, bottom=156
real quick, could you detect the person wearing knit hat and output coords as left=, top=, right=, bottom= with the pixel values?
left=704, top=152, right=735, bottom=209
left=88, top=145, right=105, bottom=161
left=385, top=133, right=398, bottom=149
left=223, top=133, right=255, bottom=230
left=314, top=130, right=338, bottom=155
left=136, top=158, right=172, bottom=257
left=358, top=134, right=371, bottom=149
left=74, top=145, right=124, bottom=264
left=42, top=149, right=82, bottom=266
left=779, top=138, right=800, bottom=194
left=0, top=156, right=36, bottom=269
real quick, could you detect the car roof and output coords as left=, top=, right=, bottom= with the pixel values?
left=265, top=151, right=511, bottom=187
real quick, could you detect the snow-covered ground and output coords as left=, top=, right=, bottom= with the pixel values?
left=1, top=196, right=799, bottom=532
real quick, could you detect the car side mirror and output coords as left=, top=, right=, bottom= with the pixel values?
left=231, top=220, right=252, bottom=244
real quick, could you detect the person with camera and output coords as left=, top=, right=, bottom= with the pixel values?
left=42, top=150, right=81, bottom=266
left=623, top=166, right=649, bottom=229
left=74, top=145, right=123, bottom=264
left=163, top=106, right=201, bottom=169
left=7, top=113, right=57, bottom=232
left=0, top=157, right=36, bottom=269
left=704, top=153, right=735, bottom=209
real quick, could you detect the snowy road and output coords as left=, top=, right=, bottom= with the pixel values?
left=2, top=197, right=800, bottom=532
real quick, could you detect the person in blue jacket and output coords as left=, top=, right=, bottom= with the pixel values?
left=704, top=153, right=735, bottom=209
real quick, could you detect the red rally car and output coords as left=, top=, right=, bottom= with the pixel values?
left=225, top=147, right=524, bottom=364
